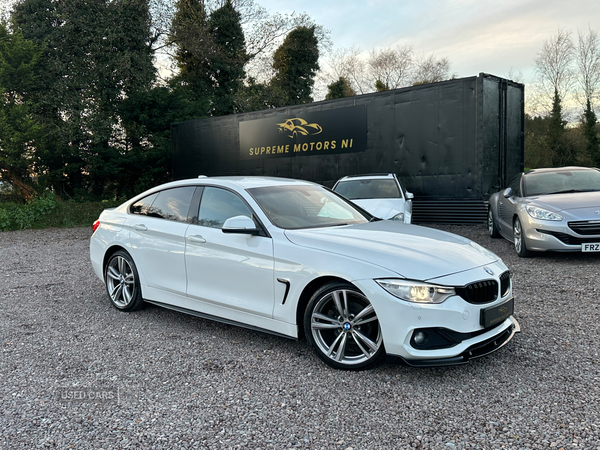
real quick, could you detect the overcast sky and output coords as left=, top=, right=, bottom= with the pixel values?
left=258, top=0, right=600, bottom=84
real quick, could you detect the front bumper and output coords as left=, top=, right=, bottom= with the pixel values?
left=355, top=262, right=519, bottom=365
left=521, top=214, right=600, bottom=252
left=388, top=319, right=520, bottom=367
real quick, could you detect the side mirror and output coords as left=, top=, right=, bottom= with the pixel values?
left=502, top=187, right=513, bottom=198
left=222, top=215, right=259, bottom=235
left=406, top=192, right=414, bottom=200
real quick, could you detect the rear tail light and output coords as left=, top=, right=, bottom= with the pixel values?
left=92, top=220, right=100, bottom=233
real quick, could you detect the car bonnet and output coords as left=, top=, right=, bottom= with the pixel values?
left=283, top=221, right=499, bottom=281
left=527, top=191, right=600, bottom=212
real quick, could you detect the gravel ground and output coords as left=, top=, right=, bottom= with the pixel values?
left=1, top=225, right=599, bottom=449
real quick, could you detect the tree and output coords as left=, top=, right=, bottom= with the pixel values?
left=547, top=88, right=577, bottom=166
left=535, top=28, right=574, bottom=110
left=12, top=0, right=157, bottom=198
left=0, top=23, right=41, bottom=201
left=576, top=27, right=600, bottom=107
left=325, top=77, right=354, bottom=100
left=411, top=54, right=451, bottom=85
left=576, top=28, right=600, bottom=164
left=374, top=79, right=389, bottom=92
left=170, top=0, right=213, bottom=111
left=368, top=46, right=412, bottom=90
left=118, top=85, right=197, bottom=197
left=207, top=0, right=248, bottom=116
left=271, top=26, right=319, bottom=106
left=583, top=99, right=600, bottom=166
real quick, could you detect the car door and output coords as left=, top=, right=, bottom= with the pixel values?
left=128, top=186, right=196, bottom=295
left=497, top=174, right=522, bottom=235
left=184, top=186, right=275, bottom=317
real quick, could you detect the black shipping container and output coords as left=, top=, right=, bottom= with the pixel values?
left=171, top=73, right=524, bottom=223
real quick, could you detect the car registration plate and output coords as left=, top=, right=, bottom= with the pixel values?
left=582, top=243, right=600, bottom=252
left=480, top=298, right=514, bottom=328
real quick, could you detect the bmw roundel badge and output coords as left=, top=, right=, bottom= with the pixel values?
left=484, top=267, right=494, bottom=276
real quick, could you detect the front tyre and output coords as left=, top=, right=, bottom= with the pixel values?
left=488, top=208, right=500, bottom=238
left=304, top=282, right=385, bottom=370
left=105, top=250, right=144, bottom=311
left=513, top=217, right=531, bottom=258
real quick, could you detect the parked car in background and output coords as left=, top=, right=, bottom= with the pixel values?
left=333, top=173, right=413, bottom=223
left=91, top=176, right=518, bottom=370
left=488, top=166, right=600, bottom=257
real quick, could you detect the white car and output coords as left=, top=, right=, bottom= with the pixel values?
left=333, top=173, right=413, bottom=223
left=90, top=177, right=519, bottom=370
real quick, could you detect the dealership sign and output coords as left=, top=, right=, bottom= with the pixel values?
left=239, top=106, right=367, bottom=160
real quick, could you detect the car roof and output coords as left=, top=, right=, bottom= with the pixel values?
left=525, top=166, right=598, bottom=175
left=337, top=173, right=395, bottom=181
left=149, top=176, right=317, bottom=191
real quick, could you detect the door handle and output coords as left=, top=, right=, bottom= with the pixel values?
left=133, top=224, right=148, bottom=232
left=188, top=235, right=206, bottom=244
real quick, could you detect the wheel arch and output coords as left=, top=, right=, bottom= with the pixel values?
left=295, top=275, right=360, bottom=341
left=102, top=245, right=131, bottom=277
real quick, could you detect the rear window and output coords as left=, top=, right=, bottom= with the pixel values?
left=334, top=179, right=401, bottom=200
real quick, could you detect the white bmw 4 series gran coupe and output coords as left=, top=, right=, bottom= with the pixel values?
left=90, top=176, right=519, bottom=370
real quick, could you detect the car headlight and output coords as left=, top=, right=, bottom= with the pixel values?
left=376, top=279, right=455, bottom=304
left=525, top=205, right=563, bottom=221
left=391, top=213, right=405, bottom=221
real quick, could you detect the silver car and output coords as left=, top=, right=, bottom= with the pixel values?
left=333, top=173, right=413, bottom=223
left=488, top=166, right=600, bottom=257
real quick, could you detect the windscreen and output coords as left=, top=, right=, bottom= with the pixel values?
left=248, top=185, right=370, bottom=229
left=334, top=179, right=401, bottom=200
left=523, top=169, right=600, bottom=196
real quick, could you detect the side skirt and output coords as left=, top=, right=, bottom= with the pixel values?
left=144, top=299, right=297, bottom=341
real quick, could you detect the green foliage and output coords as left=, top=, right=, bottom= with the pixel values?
left=0, top=195, right=123, bottom=231
left=325, top=77, right=355, bottom=100
left=0, top=192, right=56, bottom=231
left=170, top=0, right=212, bottom=110
left=11, top=0, right=156, bottom=199
left=208, top=0, right=248, bottom=116
left=524, top=113, right=591, bottom=169
left=170, top=0, right=248, bottom=116
left=271, top=26, right=320, bottom=106
left=546, top=89, right=578, bottom=166
left=524, top=115, right=553, bottom=168
left=0, top=22, right=42, bottom=201
left=374, top=79, right=389, bottom=92
left=119, top=85, right=199, bottom=197
left=583, top=100, right=600, bottom=166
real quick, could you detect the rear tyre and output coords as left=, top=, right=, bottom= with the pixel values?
left=513, top=217, right=531, bottom=258
left=304, top=282, right=385, bottom=371
left=488, top=208, right=500, bottom=238
left=105, top=250, right=144, bottom=311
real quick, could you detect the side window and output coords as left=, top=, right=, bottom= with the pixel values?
left=131, top=193, right=158, bottom=216
left=132, top=187, right=196, bottom=223
left=507, top=175, right=522, bottom=197
left=198, top=187, right=252, bottom=229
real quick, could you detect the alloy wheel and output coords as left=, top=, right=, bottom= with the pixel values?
left=106, top=255, right=136, bottom=308
left=309, top=288, right=383, bottom=367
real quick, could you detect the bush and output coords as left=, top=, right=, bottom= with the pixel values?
left=0, top=193, right=57, bottom=231
left=0, top=195, right=121, bottom=231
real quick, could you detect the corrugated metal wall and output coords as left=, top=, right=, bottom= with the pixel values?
left=171, top=73, right=524, bottom=223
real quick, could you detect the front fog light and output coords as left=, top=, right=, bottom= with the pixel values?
left=413, top=331, right=427, bottom=345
